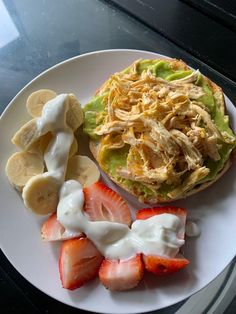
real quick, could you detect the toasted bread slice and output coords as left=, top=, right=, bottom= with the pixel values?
left=85, top=58, right=236, bottom=203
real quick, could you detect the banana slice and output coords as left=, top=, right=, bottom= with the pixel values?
left=29, top=132, right=78, bottom=161
left=66, top=94, right=84, bottom=131
left=69, top=137, right=78, bottom=158
left=12, top=118, right=41, bottom=150
left=28, top=139, right=42, bottom=154
left=26, top=91, right=83, bottom=131
left=26, top=89, right=57, bottom=117
left=22, top=174, right=60, bottom=215
left=39, top=132, right=53, bottom=153
left=31, top=133, right=77, bottom=157
left=28, top=132, right=52, bottom=155
left=65, top=155, right=100, bottom=187
left=5, top=152, right=44, bottom=191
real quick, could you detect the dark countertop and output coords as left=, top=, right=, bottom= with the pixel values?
left=1, top=1, right=236, bottom=313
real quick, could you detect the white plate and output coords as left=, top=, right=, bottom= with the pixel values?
left=0, top=49, right=236, bottom=314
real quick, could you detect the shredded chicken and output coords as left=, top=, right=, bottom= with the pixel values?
left=170, top=129, right=203, bottom=170
left=191, top=103, right=222, bottom=139
left=172, top=70, right=200, bottom=84
left=95, top=121, right=142, bottom=135
left=143, top=118, right=179, bottom=156
left=168, top=166, right=210, bottom=198
left=93, top=60, right=232, bottom=198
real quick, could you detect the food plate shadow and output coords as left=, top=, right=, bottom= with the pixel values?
left=184, top=233, right=198, bottom=274
left=175, top=163, right=236, bottom=215
left=48, top=241, right=61, bottom=262
left=76, top=127, right=93, bottom=158
left=142, top=270, right=193, bottom=290
left=67, top=278, right=101, bottom=302
left=108, top=270, right=193, bottom=309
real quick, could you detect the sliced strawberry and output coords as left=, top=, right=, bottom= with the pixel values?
left=41, top=212, right=82, bottom=241
left=143, top=255, right=189, bottom=276
left=137, top=207, right=189, bottom=275
left=59, top=237, right=103, bottom=290
left=99, top=254, right=144, bottom=291
left=42, top=182, right=131, bottom=241
left=83, top=181, right=132, bottom=226
left=136, top=206, right=187, bottom=239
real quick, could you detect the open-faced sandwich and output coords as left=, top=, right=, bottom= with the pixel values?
left=83, top=58, right=236, bottom=203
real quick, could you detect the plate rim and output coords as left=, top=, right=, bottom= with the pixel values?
left=0, top=48, right=236, bottom=314
left=0, top=49, right=165, bottom=120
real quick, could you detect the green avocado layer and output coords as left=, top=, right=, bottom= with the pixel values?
left=83, top=95, right=106, bottom=140
left=101, top=145, right=155, bottom=199
left=83, top=59, right=236, bottom=200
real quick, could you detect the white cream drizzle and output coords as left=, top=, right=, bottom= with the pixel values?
left=28, top=93, right=186, bottom=260
left=37, top=94, right=73, bottom=182
left=57, top=180, right=184, bottom=259
left=185, top=221, right=200, bottom=237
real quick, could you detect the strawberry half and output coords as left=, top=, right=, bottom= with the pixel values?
left=136, top=207, right=189, bottom=276
left=59, top=237, right=103, bottom=290
left=41, top=212, right=82, bottom=241
left=84, top=182, right=141, bottom=291
left=99, top=254, right=144, bottom=291
left=136, top=206, right=187, bottom=239
left=143, top=255, right=189, bottom=276
left=83, top=181, right=132, bottom=226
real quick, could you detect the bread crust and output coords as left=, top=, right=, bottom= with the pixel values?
left=88, top=59, right=236, bottom=204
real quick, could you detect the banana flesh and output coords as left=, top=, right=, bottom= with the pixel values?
left=26, top=89, right=57, bottom=117
left=28, top=139, right=42, bottom=154
left=66, top=94, right=84, bottom=131
left=6, top=152, right=44, bottom=191
left=22, top=174, right=60, bottom=215
left=26, top=90, right=84, bottom=131
left=12, top=119, right=41, bottom=150
left=39, top=132, right=53, bottom=153
left=31, top=133, right=77, bottom=157
left=69, top=137, right=78, bottom=157
left=66, top=155, right=100, bottom=187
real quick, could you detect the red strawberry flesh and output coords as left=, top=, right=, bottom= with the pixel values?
left=137, top=206, right=187, bottom=239
left=59, top=237, right=103, bottom=290
left=136, top=207, right=189, bottom=275
left=99, top=254, right=144, bottom=291
left=143, top=255, right=189, bottom=276
left=83, top=181, right=132, bottom=226
left=41, top=212, right=82, bottom=241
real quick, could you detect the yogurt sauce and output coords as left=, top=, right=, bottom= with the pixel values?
left=37, top=94, right=73, bottom=182
left=185, top=221, right=200, bottom=237
left=57, top=180, right=184, bottom=259
left=35, top=94, right=185, bottom=260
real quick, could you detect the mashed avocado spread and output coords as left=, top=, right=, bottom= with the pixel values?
left=83, top=59, right=236, bottom=201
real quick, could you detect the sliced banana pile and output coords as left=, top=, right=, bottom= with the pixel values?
left=6, top=89, right=100, bottom=215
